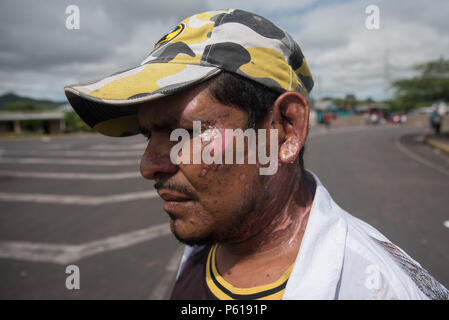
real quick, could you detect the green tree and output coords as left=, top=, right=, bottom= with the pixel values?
left=391, top=56, right=449, bottom=111
left=4, top=101, right=47, bottom=111
left=65, top=111, right=93, bottom=133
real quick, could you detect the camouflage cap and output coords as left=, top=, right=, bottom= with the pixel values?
left=64, top=9, right=314, bottom=137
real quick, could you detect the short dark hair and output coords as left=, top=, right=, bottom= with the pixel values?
left=207, top=71, right=306, bottom=170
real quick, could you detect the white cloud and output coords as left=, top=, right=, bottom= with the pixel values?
left=206, top=0, right=319, bottom=13
left=285, top=0, right=449, bottom=100
left=0, top=0, right=208, bottom=100
left=0, top=0, right=448, bottom=101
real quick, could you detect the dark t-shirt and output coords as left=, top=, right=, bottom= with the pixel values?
left=170, top=245, right=217, bottom=300
left=170, top=244, right=292, bottom=300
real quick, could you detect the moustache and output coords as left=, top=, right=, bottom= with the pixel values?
left=154, top=180, right=197, bottom=200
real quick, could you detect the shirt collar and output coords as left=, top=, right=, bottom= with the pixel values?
left=283, top=170, right=348, bottom=299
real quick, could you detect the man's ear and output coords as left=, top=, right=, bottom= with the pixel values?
left=271, top=91, right=309, bottom=164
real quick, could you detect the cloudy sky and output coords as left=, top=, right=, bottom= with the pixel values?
left=0, top=0, right=448, bottom=102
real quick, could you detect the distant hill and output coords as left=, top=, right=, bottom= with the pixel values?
left=0, top=92, right=65, bottom=112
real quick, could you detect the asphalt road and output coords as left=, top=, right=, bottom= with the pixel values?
left=0, top=124, right=448, bottom=299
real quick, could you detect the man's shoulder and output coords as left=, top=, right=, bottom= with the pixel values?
left=338, top=211, right=449, bottom=300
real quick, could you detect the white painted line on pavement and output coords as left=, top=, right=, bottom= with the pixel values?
left=148, top=245, right=184, bottom=300
left=0, top=190, right=159, bottom=205
left=0, top=149, right=143, bottom=157
left=0, top=157, right=139, bottom=166
left=40, top=143, right=72, bottom=150
left=0, top=222, right=171, bottom=264
left=89, top=143, right=147, bottom=151
left=308, top=125, right=388, bottom=138
left=395, top=136, right=449, bottom=177
left=0, top=170, right=141, bottom=180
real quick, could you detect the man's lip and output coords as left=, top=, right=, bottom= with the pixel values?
left=157, top=189, right=191, bottom=202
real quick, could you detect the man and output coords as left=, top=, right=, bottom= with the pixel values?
left=323, top=111, right=331, bottom=129
left=430, top=105, right=443, bottom=135
left=65, top=9, right=448, bottom=300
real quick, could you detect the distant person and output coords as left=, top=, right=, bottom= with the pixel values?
left=430, top=107, right=443, bottom=135
left=378, top=111, right=385, bottom=124
left=323, top=111, right=331, bottom=129
left=369, top=111, right=378, bottom=125
left=65, top=9, right=448, bottom=300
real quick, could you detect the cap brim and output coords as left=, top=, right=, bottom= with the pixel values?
left=64, top=63, right=221, bottom=137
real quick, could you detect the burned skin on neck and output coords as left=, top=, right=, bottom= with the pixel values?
left=214, top=168, right=314, bottom=288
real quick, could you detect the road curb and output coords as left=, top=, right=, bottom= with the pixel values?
left=426, top=137, right=449, bottom=155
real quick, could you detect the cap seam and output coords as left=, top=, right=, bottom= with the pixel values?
left=203, top=11, right=228, bottom=65
left=284, top=32, right=295, bottom=91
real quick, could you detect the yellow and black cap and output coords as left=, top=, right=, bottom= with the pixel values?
left=64, top=9, right=314, bottom=137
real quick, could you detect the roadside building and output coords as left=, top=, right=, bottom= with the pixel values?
left=0, top=112, right=66, bottom=134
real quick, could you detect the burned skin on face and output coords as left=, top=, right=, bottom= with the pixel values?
left=139, top=82, right=314, bottom=287
left=138, top=83, right=265, bottom=246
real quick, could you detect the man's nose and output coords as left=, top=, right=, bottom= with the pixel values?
left=140, top=134, right=178, bottom=180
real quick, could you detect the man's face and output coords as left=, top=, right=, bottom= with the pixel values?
left=138, top=82, right=273, bottom=246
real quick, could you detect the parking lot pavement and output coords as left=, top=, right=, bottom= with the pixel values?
left=0, top=124, right=448, bottom=299
left=0, top=134, right=182, bottom=299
